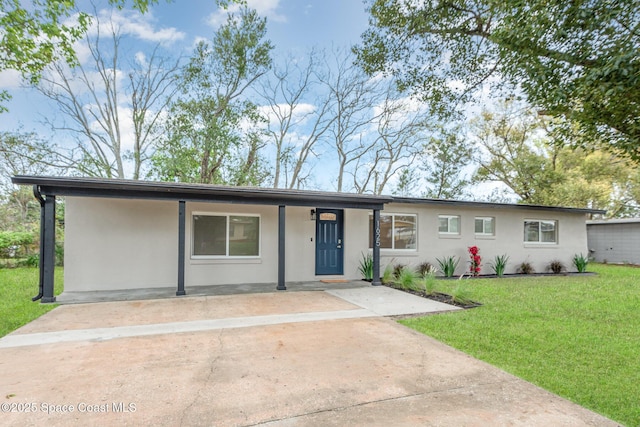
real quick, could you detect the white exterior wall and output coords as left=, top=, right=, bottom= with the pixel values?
left=375, top=203, right=589, bottom=275
left=64, top=197, right=590, bottom=293
left=64, top=199, right=372, bottom=292
left=186, top=204, right=368, bottom=285
left=65, top=197, right=178, bottom=291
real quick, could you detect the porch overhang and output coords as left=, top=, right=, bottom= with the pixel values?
left=12, top=176, right=390, bottom=302
left=12, top=176, right=390, bottom=210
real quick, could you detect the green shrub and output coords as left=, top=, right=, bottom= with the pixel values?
left=450, top=281, right=473, bottom=305
left=491, top=254, right=510, bottom=277
left=436, top=256, right=459, bottom=278
left=357, top=252, right=373, bottom=280
left=19, top=255, right=39, bottom=268
left=382, top=264, right=394, bottom=284
left=420, top=269, right=437, bottom=295
left=573, top=253, right=589, bottom=273
left=397, top=267, right=418, bottom=290
left=55, top=242, right=64, bottom=267
left=0, top=231, right=35, bottom=258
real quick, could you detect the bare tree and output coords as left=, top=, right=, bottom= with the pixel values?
left=37, top=15, right=180, bottom=179
left=259, top=49, right=336, bottom=189
left=350, top=89, right=430, bottom=194
left=321, top=48, right=385, bottom=192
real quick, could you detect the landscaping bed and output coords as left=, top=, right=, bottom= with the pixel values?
left=384, top=283, right=482, bottom=309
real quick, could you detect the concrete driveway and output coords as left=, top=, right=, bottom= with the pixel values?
left=0, top=286, right=618, bottom=426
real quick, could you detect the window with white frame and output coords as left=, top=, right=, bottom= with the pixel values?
left=475, top=217, right=495, bottom=235
left=369, top=213, right=417, bottom=250
left=438, top=215, right=460, bottom=234
left=524, top=220, right=557, bottom=243
left=192, top=213, right=260, bottom=257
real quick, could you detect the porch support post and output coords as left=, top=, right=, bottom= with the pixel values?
left=33, top=187, right=45, bottom=301
left=372, top=208, right=382, bottom=286
left=177, top=200, right=186, bottom=296
left=277, top=205, right=286, bottom=290
left=41, top=195, right=57, bottom=302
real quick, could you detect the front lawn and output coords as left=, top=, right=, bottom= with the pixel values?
left=400, top=263, right=640, bottom=426
left=0, top=267, right=63, bottom=337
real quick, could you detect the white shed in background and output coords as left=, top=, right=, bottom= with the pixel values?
left=587, top=219, right=640, bottom=265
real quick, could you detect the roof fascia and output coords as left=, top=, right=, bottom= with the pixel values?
left=391, top=197, right=606, bottom=215
left=13, top=176, right=388, bottom=210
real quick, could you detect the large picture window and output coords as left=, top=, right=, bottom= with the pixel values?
left=369, top=214, right=417, bottom=250
left=193, top=214, right=260, bottom=257
left=524, top=220, right=557, bottom=243
left=439, top=215, right=460, bottom=234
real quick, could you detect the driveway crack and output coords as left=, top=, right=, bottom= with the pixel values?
left=179, top=328, right=225, bottom=427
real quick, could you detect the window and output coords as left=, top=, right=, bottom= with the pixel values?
left=369, top=214, right=417, bottom=250
left=475, top=217, right=495, bottom=235
left=438, top=215, right=460, bottom=234
left=524, top=220, right=557, bottom=243
left=193, top=214, right=260, bottom=257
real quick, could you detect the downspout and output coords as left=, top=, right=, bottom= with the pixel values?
left=32, top=185, right=45, bottom=301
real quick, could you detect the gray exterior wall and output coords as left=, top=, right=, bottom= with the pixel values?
left=587, top=221, right=640, bottom=265
left=64, top=197, right=591, bottom=293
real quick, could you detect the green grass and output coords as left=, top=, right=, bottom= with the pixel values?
left=400, top=264, right=640, bottom=426
left=0, top=267, right=63, bottom=337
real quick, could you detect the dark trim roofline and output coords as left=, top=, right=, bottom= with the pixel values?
left=587, top=218, right=640, bottom=225
left=12, top=175, right=391, bottom=210
left=392, top=196, right=606, bottom=215
left=11, top=175, right=606, bottom=214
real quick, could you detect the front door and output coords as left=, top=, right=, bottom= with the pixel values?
left=315, top=208, right=344, bottom=275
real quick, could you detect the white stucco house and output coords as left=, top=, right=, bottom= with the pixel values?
left=12, top=176, right=604, bottom=303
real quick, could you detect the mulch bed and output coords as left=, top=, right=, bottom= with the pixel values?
left=379, top=272, right=597, bottom=310
left=384, top=284, right=482, bottom=309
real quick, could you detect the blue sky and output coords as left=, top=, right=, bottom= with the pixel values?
left=0, top=0, right=370, bottom=133
left=0, top=0, right=505, bottom=198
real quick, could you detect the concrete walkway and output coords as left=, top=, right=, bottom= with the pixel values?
left=0, top=286, right=618, bottom=426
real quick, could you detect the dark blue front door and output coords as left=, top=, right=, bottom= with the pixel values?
left=315, top=209, right=344, bottom=275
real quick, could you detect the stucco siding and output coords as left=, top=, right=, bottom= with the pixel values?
left=64, top=197, right=591, bottom=293
left=65, top=197, right=178, bottom=291
left=377, top=203, right=588, bottom=275
left=185, top=202, right=279, bottom=286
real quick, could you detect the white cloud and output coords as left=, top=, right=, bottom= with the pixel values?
left=0, top=69, right=22, bottom=89
left=259, top=102, right=316, bottom=127
left=65, top=8, right=186, bottom=65
left=207, top=0, right=286, bottom=28
left=97, top=9, right=186, bottom=44
left=134, top=51, right=147, bottom=67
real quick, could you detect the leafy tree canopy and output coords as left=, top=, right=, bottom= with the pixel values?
left=472, top=103, right=640, bottom=216
left=355, top=0, right=640, bottom=161
left=0, top=0, right=162, bottom=112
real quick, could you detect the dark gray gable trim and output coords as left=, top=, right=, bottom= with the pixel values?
left=392, top=196, right=606, bottom=215
left=11, top=175, right=607, bottom=214
left=12, top=176, right=391, bottom=210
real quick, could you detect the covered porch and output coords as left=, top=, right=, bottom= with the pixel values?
left=11, top=176, right=392, bottom=303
